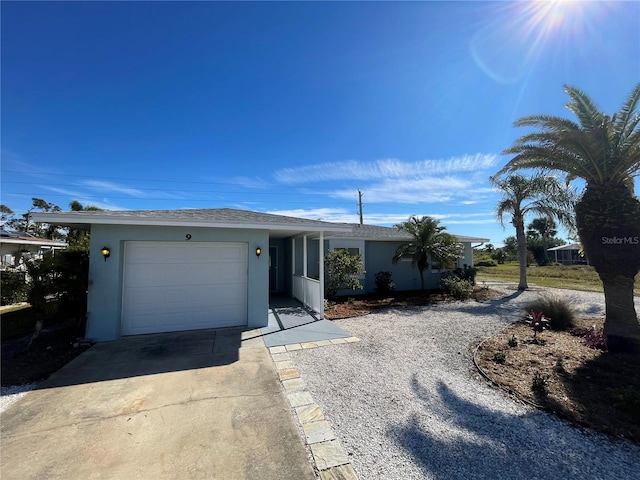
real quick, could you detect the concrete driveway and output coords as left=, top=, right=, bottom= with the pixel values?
left=1, top=328, right=316, bottom=480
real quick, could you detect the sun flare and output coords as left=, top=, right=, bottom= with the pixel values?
left=470, top=0, right=607, bottom=84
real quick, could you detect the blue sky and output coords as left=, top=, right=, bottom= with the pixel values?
left=2, top=1, right=639, bottom=245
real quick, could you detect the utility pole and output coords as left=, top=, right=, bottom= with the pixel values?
left=358, top=190, right=363, bottom=225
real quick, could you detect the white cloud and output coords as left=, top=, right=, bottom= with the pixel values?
left=273, top=154, right=498, bottom=184
left=82, top=180, right=150, bottom=198
left=230, top=176, right=273, bottom=189
left=37, top=185, right=127, bottom=210
left=271, top=154, right=499, bottom=206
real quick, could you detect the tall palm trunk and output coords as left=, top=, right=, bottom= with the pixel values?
left=576, top=186, right=640, bottom=353
left=418, top=254, right=427, bottom=290
left=418, top=268, right=425, bottom=290
left=601, top=273, right=640, bottom=352
left=514, top=214, right=528, bottom=290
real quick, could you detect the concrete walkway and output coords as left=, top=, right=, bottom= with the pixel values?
left=262, top=297, right=352, bottom=347
left=0, top=328, right=316, bottom=480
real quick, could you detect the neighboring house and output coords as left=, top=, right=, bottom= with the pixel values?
left=547, top=243, right=589, bottom=265
left=30, top=208, right=487, bottom=342
left=324, top=224, right=488, bottom=293
left=0, top=230, right=67, bottom=270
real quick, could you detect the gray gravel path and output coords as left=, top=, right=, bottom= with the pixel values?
left=289, top=288, right=640, bottom=480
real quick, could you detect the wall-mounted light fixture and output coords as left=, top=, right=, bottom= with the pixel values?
left=255, top=247, right=262, bottom=258
left=101, top=247, right=111, bottom=262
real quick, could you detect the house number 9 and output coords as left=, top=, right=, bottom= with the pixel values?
left=186, top=234, right=192, bottom=240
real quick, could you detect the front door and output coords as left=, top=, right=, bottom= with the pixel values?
left=269, top=246, right=277, bottom=292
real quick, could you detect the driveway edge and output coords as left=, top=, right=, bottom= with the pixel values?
left=269, top=339, right=360, bottom=480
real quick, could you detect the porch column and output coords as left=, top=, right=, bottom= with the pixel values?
left=291, top=237, right=296, bottom=295
left=302, top=235, right=308, bottom=306
left=303, top=234, right=308, bottom=277
left=319, top=231, right=324, bottom=319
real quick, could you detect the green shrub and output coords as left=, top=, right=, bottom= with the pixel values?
left=324, top=249, right=365, bottom=299
left=475, top=260, right=497, bottom=267
left=1, top=270, right=28, bottom=305
left=532, top=371, right=548, bottom=393
left=374, top=271, right=395, bottom=293
left=492, top=351, right=507, bottom=364
left=524, top=294, right=575, bottom=331
left=441, top=276, right=473, bottom=300
left=491, top=249, right=508, bottom=264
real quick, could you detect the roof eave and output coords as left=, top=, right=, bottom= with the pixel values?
left=30, top=213, right=353, bottom=233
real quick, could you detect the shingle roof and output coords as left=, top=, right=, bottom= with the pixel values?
left=30, top=208, right=354, bottom=235
left=44, top=208, right=336, bottom=226
left=327, top=224, right=414, bottom=240
left=327, top=224, right=489, bottom=243
left=29, top=209, right=488, bottom=242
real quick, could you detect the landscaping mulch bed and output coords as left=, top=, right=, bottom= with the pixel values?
left=324, top=286, right=503, bottom=319
left=1, top=324, right=91, bottom=387
left=474, top=317, right=640, bottom=443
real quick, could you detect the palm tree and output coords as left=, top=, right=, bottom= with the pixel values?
left=392, top=216, right=462, bottom=290
left=67, top=200, right=102, bottom=250
left=491, top=173, right=575, bottom=290
left=527, top=217, right=558, bottom=264
left=499, top=83, right=640, bottom=353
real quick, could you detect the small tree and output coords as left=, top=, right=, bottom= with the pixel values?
left=0, top=204, right=14, bottom=227
left=324, top=249, right=365, bottom=299
left=491, top=248, right=508, bottom=264
left=392, top=216, right=463, bottom=290
left=491, top=173, right=575, bottom=289
left=527, top=217, right=558, bottom=265
left=67, top=200, right=102, bottom=250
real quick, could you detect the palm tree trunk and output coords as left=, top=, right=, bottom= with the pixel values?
left=600, top=272, right=640, bottom=353
left=514, top=216, right=528, bottom=290
left=576, top=185, right=640, bottom=353
left=419, top=268, right=425, bottom=290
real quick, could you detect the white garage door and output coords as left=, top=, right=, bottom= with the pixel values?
left=122, top=241, right=248, bottom=336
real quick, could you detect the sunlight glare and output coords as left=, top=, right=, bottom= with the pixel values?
left=470, top=0, right=605, bottom=85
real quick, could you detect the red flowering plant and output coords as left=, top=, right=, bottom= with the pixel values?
left=525, top=310, right=550, bottom=342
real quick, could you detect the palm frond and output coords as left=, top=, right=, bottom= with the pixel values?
left=563, top=85, right=605, bottom=130
left=513, top=115, right=581, bottom=133
left=614, top=82, right=640, bottom=144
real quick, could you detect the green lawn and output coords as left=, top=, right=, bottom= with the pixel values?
left=476, top=263, right=640, bottom=296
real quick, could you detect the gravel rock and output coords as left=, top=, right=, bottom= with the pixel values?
left=1, top=383, right=36, bottom=414
left=290, top=288, right=640, bottom=480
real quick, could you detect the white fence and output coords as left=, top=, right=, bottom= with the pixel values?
left=293, top=274, right=323, bottom=317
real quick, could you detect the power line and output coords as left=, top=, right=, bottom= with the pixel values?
left=2, top=191, right=354, bottom=206
left=1, top=180, right=333, bottom=197
left=0, top=169, right=241, bottom=185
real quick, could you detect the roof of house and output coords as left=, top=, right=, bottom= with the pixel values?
left=30, top=209, right=489, bottom=243
left=326, top=223, right=489, bottom=243
left=30, top=208, right=354, bottom=238
left=547, top=243, right=581, bottom=251
left=0, top=230, right=68, bottom=247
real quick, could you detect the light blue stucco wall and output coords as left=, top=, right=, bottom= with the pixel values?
left=87, top=224, right=269, bottom=342
left=325, top=240, right=476, bottom=295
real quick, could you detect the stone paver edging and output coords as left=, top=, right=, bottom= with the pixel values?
left=269, top=338, right=360, bottom=480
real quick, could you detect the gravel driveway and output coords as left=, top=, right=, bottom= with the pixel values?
left=289, top=288, right=640, bottom=480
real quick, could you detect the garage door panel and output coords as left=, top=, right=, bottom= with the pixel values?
left=126, top=264, right=246, bottom=288
left=122, top=242, right=248, bottom=335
